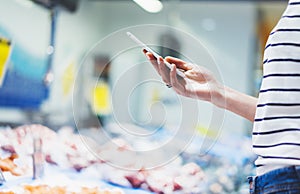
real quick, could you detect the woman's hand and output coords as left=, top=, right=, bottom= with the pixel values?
left=143, top=50, right=258, bottom=122
left=143, top=50, right=225, bottom=108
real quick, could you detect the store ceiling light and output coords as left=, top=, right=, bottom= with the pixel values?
left=133, top=0, right=163, bottom=13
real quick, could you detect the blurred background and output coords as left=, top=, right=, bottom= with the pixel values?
left=0, top=0, right=286, bottom=131
left=0, top=0, right=288, bottom=193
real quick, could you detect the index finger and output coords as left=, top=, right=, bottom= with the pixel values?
left=143, top=49, right=156, bottom=60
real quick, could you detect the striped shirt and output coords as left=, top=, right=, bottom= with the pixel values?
left=253, top=0, right=300, bottom=176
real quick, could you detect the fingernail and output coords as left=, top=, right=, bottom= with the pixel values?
left=172, top=64, right=176, bottom=70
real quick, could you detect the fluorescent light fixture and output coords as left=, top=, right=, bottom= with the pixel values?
left=133, top=0, right=163, bottom=13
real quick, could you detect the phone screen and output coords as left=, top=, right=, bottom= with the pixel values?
left=127, top=32, right=185, bottom=78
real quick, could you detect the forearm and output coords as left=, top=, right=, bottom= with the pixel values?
left=216, top=86, right=257, bottom=122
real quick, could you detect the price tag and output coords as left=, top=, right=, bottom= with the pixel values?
left=91, top=81, right=111, bottom=115
left=0, top=37, right=12, bottom=87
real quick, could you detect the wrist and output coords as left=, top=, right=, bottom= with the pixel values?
left=209, top=84, right=227, bottom=109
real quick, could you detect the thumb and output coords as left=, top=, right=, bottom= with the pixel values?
left=165, top=56, right=192, bottom=71
left=185, top=70, right=207, bottom=82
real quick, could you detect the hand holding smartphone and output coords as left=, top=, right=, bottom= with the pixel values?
left=127, top=32, right=185, bottom=78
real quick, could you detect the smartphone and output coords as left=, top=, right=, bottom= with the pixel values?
left=127, top=32, right=185, bottom=78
